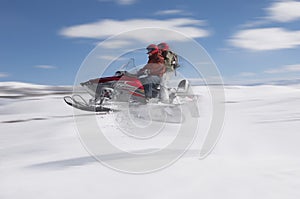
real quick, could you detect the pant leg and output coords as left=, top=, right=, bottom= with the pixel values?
left=160, top=71, right=175, bottom=103
left=140, top=75, right=161, bottom=98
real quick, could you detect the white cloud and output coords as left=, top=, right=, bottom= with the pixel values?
left=99, top=39, right=132, bottom=49
left=243, top=0, right=300, bottom=27
left=97, top=55, right=128, bottom=61
left=238, top=72, right=256, bottom=77
left=34, top=65, right=57, bottom=69
left=264, top=64, right=300, bottom=74
left=266, top=0, right=300, bottom=22
left=155, top=9, right=189, bottom=16
left=117, top=0, right=136, bottom=5
left=97, top=55, right=118, bottom=60
left=0, top=72, right=9, bottom=78
left=241, top=18, right=269, bottom=28
left=59, top=18, right=209, bottom=42
left=229, top=27, right=300, bottom=51
left=98, top=0, right=137, bottom=5
left=230, top=1, right=300, bottom=51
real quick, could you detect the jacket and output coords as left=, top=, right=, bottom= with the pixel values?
left=138, top=53, right=166, bottom=77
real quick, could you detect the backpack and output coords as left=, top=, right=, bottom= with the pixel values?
left=161, top=50, right=179, bottom=71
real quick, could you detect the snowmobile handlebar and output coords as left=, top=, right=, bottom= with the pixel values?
left=115, top=70, right=137, bottom=77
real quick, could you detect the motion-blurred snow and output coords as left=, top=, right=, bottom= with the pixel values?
left=1, top=82, right=300, bottom=199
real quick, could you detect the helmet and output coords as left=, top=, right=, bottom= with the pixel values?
left=158, top=42, right=169, bottom=51
left=146, top=44, right=158, bottom=55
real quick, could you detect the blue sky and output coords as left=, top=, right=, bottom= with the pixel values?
left=1, top=0, right=300, bottom=85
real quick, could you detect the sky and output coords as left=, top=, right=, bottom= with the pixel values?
left=1, top=0, right=300, bottom=85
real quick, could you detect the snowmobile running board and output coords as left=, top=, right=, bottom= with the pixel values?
left=63, top=96, right=115, bottom=113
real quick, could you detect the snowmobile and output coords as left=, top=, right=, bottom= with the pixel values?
left=64, top=60, right=200, bottom=121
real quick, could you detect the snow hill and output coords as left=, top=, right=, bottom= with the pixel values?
left=1, top=82, right=300, bottom=199
left=0, top=81, right=72, bottom=98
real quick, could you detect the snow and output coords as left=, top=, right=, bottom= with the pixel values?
left=1, top=82, right=300, bottom=198
left=0, top=81, right=72, bottom=98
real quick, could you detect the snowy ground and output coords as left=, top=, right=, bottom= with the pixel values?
left=1, top=82, right=300, bottom=199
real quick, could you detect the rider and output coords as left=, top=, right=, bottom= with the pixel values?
left=137, top=44, right=166, bottom=99
left=158, top=42, right=171, bottom=67
left=158, top=42, right=179, bottom=71
left=157, top=42, right=174, bottom=103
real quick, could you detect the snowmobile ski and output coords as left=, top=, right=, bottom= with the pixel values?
left=63, top=96, right=114, bottom=113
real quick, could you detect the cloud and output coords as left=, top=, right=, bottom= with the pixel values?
left=264, top=64, right=300, bottom=74
left=59, top=18, right=210, bottom=42
left=97, top=55, right=119, bottom=60
left=34, top=65, right=57, bottom=69
left=238, top=72, right=256, bottom=77
left=98, top=0, right=137, bottom=5
left=229, top=27, right=300, bottom=51
left=243, top=0, right=300, bottom=27
left=230, top=1, right=300, bottom=51
left=266, top=0, right=300, bottom=22
left=117, top=0, right=136, bottom=5
left=99, top=39, right=133, bottom=49
left=0, top=72, right=9, bottom=78
left=154, top=9, right=190, bottom=16
left=97, top=54, right=128, bottom=61
left=241, top=18, right=269, bottom=28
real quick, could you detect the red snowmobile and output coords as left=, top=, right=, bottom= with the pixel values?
left=64, top=59, right=199, bottom=121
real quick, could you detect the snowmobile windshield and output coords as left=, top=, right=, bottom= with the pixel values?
left=120, top=58, right=138, bottom=73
